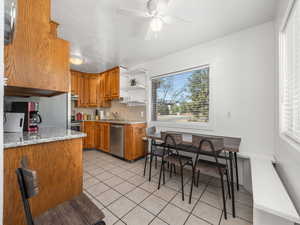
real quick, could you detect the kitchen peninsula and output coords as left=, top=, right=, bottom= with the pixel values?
left=4, top=128, right=86, bottom=225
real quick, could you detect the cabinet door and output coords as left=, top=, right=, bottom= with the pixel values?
left=125, top=124, right=146, bottom=160
left=78, top=74, right=85, bottom=107
left=104, top=72, right=111, bottom=100
left=88, top=76, right=98, bottom=107
left=95, top=123, right=101, bottom=150
left=100, top=123, right=110, bottom=152
left=71, top=71, right=79, bottom=95
left=111, top=68, right=120, bottom=99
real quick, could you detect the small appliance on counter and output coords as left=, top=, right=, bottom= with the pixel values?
left=4, top=112, right=24, bottom=133
left=11, top=102, right=42, bottom=132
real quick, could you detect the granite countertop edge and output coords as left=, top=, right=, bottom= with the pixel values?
left=4, top=128, right=87, bottom=149
left=77, top=120, right=147, bottom=125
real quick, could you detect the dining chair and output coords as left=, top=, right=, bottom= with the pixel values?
left=158, top=133, right=193, bottom=201
left=143, top=127, right=166, bottom=181
left=189, top=136, right=231, bottom=219
left=16, top=161, right=106, bottom=225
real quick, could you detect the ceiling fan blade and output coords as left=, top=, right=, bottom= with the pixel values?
left=162, top=15, right=191, bottom=24
left=117, top=8, right=149, bottom=18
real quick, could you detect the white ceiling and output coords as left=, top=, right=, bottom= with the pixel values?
left=51, top=0, right=277, bottom=73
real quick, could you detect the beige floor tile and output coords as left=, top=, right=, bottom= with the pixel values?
left=127, top=175, right=147, bottom=186
left=123, top=206, right=155, bottom=225
left=158, top=203, right=190, bottom=225
left=185, top=215, right=211, bottom=225
left=89, top=167, right=105, bottom=176
left=140, top=194, right=168, bottom=215
left=103, top=176, right=124, bottom=187
left=220, top=213, right=253, bottom=225
left=90, top=197, right=105, bottom=210
left=96, top=189, right=122, bottom=206
left=201, top=190, right=224, bottom=209
left=84, top=177, right=100, bottom=188
left=126, top=187, right=151, bottom=204
left=170, top=193, right=198, bottom=213
left=87, top=182, right=110, bottom=197
left=192, top=202, right=222, bottom=225
left=140, top=181, right=159, bottom=193
left=101, top=208, right=119, bottom=225
left=110, top=167, right=127, bottom=175
left=185, top=182, right=207, bottom=199
left=108, top=196, right=137, bottom=218
left=96, top=171, right=115, bottom=182
left=113, top=220, right=126, bottom=225
left=153, top=186, right=177, bottom=202
left=116, top=170, right=136, bottom=180
left=149, top=217, right=168, bottom=225
left=114, top=181, right=136, bottom=195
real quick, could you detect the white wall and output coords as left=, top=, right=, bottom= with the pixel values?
left=0, top=0, right=4, bottom=223
left=139, top=22, right=276, bottom=159
left=274, top=0, right=300, bottom=214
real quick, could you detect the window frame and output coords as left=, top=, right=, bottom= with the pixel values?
left=148, top=63, right=215, bottom=131
left=279, top=0, right=300, bottom=145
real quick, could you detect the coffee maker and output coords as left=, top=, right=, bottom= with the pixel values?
left=11, top=102, right=42, bottom=132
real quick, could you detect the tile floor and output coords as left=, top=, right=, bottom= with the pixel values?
left=83, top=150, right=253, bottom=225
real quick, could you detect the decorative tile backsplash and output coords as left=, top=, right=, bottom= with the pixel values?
left=73, top=100, right=146, bottom=121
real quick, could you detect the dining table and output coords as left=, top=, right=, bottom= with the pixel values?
left=143, top=131, right=241, bottom=218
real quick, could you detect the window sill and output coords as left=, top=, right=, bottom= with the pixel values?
left=279, top=132, right=300, bottom=152
left=149, top=121, right=215, bottom=131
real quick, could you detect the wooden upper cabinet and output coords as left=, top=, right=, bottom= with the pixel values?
left=71, top=70, right=79, bottom=96
left=50, top=20, right=59, bottom=37
left=4, top=0, right=70, bottom=97
left=103, top=71, right=111, bottom=100
left=88, top=75, right=99, bottom=107
left=110, top=67, right=120, bottom=99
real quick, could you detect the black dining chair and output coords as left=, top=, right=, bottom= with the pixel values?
left=189, top=137, right=231, bottom=219
left=158, top=133, right=193, bottom=201
left=16, top=161, right=106, bottom=225
left=143, top=127, right=166, bottom=181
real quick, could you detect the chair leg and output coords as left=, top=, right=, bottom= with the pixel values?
left=149, top=154, right=153, bottom=182
left=173, top=164, right=177, bottom=175
left=196, top=170, right=200, bottom=187
left=163, top=162, right=166, bottom=185
left=220, top=174, right=227, bottom=220
left=189, top=168, right=195, bottom=204
left=226, top=170, right=231, bottom=199
left=169, top=163, right=173, bottom=178
left=181, top=166, right=185, bottom=201
left=158, top=160, right=164, bottom=190
left=143, top=154, right=148, bottom=177
left=155, top=156, right=158, bottom=169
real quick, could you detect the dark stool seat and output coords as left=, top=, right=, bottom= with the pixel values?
left=34, top=193, right=105, bottom=225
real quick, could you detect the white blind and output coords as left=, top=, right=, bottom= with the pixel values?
left=281, top=0, right=300, bottom=143
left=151, top=66, right=210, bottom=123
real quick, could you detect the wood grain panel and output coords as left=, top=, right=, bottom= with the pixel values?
left=125, top=123, right=147, bottom=161
left=4, top=0, right=70, bottom=96
left=4, top=138, right=83, bottom=225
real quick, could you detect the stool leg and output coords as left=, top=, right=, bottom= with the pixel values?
left=181, top=166, right=185, bottom=201
left=158, top=161, right=164, bottom=189
left=234, top=152, right=239, bottom=191
left=143, top=154, right=148, bottom=177
left=226, top=170, right=231, bottom=199
left=149, top=154, right=153, bottom=182
left=189, top=167, right=195, bottom=204
left=155, top=156, right=158, bottom=169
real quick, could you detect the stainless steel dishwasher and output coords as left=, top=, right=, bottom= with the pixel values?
left=110, top=124, right=124, bottom=158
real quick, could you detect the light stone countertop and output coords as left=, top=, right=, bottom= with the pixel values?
left=4, top=127, right=86, bottom=149
left=78, top=120, right=147, bottom=125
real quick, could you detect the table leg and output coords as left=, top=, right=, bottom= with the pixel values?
left=149, top=142, right=153, bottom=182
left=229, top=152, right=236, bottom=217
left=234, top=152, right=239, bottom=191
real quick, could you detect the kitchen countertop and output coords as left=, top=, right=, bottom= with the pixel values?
left=4, top=127, right=86, bottom=149
left=75, top=120, right=147, bottom=125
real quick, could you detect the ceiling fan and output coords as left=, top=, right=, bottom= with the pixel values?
left=117, top=0, right=189, bottom=40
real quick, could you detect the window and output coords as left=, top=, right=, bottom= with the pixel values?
left=280, top=0, right=300, bottom=143
left=151, top=66, right=210, bottom=124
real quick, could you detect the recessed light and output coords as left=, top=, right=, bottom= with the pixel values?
left=70, top=56, right=84, bottom=65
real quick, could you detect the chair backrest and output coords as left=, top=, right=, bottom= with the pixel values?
left=16, top=158, right=39, bottom=225
left=192, top=135, right=224, bottom=168
left=161, top=132, right=183, bottom=145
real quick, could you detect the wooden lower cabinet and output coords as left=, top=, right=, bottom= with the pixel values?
left=4, top=139, right=83, bottom=225
left=81, top=121, right=146, bottom=160
left=124, top=123, right=147, bottom=161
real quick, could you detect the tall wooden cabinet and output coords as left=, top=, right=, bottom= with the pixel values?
left=5, top=0, right=70, bottom=97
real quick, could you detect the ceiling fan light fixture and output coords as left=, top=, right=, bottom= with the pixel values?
left=70, top=55, right=84, bottom=65
left=151, top=17, right=163, bottom=32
